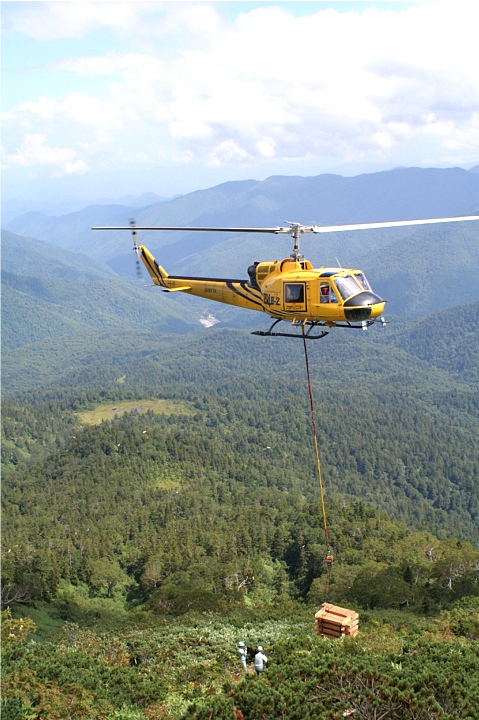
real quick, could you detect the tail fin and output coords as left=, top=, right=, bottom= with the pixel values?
left=139, top=246, right=169, bottom=286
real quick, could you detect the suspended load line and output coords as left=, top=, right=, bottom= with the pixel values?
left=301, top=326, right=333, bottom=567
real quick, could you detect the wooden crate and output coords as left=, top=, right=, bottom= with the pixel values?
left=315, top=603, right=359, bottom=638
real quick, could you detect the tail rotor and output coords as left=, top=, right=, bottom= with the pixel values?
left=130, top=218, right=143, bottom=280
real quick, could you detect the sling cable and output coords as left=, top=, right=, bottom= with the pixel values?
left=301, top=325, right=334, bottom=568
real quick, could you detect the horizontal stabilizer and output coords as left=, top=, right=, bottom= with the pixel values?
left=161, top=286, right=192, bottom=292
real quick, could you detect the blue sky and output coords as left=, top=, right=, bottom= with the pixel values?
left=2, top=1, right=479, bottom=212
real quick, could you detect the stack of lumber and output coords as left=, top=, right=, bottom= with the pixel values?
left=315, top=603, right=359, bottom=638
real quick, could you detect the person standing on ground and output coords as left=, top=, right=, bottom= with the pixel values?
left=254, top=646, right=268, bottom=675
left=237, top=641, right=247, bottom=670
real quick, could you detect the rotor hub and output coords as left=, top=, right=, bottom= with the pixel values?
left=282, top=222, right=312, bottom=261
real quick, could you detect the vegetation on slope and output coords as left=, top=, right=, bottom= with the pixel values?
left=3, top=599, right=479, bottom=719
left=1, top=230, right=118, bottom=281
left=1, top=276, right=198, bottom=350
left=2, top=267, right=478, bottom=719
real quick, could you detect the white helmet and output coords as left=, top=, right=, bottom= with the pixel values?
left=257, top=646, right=263, bottom=651
left=238, top=641, right=245, bottom=647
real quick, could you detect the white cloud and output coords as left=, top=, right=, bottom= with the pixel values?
left=4, top=134, right=89, bottom=175
left=2, top=0, right=479, bottom=187
left=208, top=140, right=249, bottom=167
left=19, top=97, right=58, bottom=119
left=3, top=2, right=148, bottom=41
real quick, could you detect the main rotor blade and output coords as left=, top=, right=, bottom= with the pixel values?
left=311, top=215, right=479, bottom=233
left=92, top=226, right=283, bottom=233
left=92, top=215, right=479, bottom=235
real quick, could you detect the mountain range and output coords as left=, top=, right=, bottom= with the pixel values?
left=6, top=167, right=479, bottom=266
left=3, top=167, right=479, bottom=333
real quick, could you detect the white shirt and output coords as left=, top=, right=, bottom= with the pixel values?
left=254, top=651, right=268, bottom=670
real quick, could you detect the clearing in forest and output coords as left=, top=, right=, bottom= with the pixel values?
left=78, top=399, right=196, bottom=425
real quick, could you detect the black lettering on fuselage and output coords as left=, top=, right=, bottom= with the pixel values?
left=263, top=293, right=280, bottom=306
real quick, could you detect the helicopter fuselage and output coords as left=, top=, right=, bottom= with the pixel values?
left=139, top=246, right=385, bottom=327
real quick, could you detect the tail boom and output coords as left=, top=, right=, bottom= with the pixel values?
left=139, top=246, right=263, bottom=312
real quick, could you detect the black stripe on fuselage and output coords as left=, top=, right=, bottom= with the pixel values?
left=238, top=281, right=264, bottom=302
left=226, top=281, right=263, bottom=308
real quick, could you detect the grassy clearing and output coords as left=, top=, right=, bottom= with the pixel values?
left=78, top=399, right=196, bottom=425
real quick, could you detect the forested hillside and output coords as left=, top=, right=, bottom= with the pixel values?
left=2, top=327, right=479, bottom=718
left=1, top=276, right=199, bottom=350
left=2, top=169, right=479, bottom=719
left=1, top=231, right=117, bottom=281
left=3, top=380, right=479, bottom=601
left=3, top=298, right=479, bottom=606
left=3, top=303, right=479, bottom=539
left=1, top=231, right=200, bottom=350
left=389, top=301, right=479, bottom=382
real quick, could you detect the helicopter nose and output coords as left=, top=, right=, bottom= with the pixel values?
left=343, top=292, right=384, bottom=322
left=344, top=291, right=383, bottom=307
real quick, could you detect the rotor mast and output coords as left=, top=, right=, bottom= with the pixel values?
left=279, top=222, right=322, bottom=261
left=288, top=223, right=304, bottom=261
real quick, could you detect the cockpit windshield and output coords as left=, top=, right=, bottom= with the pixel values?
left=354, top=272, right=372, bottom=291
left=334, top=275, right=362, bottom=301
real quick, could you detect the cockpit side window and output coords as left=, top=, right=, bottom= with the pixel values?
left=334, top=275, right=362, bottom=301
left=285, top=283, right=305, bottom=303
left=320, top=282, right=338, bottom=303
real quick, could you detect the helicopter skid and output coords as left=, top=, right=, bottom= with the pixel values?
left=251, top=317, right=378, bottom=339
left=333, top=320, right=377, bottom=329
left=252, top=329, right=329, bottom=339
left=252, top=319, right=329, bottom=340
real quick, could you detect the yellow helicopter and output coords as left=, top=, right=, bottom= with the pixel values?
left=94, top=215, right=479, bottom=339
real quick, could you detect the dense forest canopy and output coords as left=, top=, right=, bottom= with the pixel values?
left=3, top=303, right=478, bottom=610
